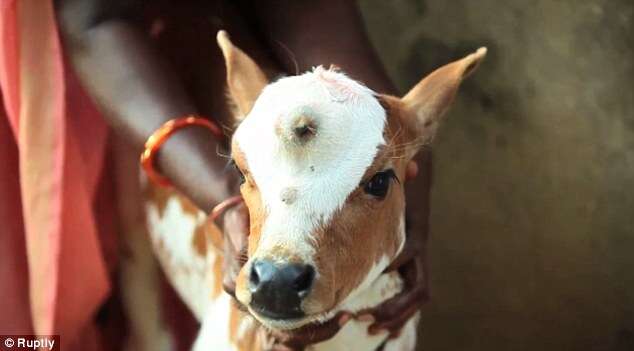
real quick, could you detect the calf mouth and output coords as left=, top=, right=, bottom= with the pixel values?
left=248, top=306, right=338, bottom=331
left=230, top=294, right=339, bottom=332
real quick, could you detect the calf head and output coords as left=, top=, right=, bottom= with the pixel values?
left=217, top=31, right=485, bottom=330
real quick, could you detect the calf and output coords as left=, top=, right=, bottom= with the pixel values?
left=143, top=30, right=485, bottom=351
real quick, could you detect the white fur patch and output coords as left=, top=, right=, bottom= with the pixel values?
left=312, top=263, right=407, bottom=351
left=193, top=294, right=237, bottom=351
left=338, top=256, right=397, bottom=312
left=146, top=195, right=220, bottom=321
left=234, top=68, right=386, bottom=261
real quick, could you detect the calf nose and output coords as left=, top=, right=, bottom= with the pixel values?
left=249, top=259, right=315, bottom=319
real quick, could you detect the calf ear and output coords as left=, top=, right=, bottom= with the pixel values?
left=217, top=30, right=269, bottom=118
left=402, top=47, right=487, bottom=142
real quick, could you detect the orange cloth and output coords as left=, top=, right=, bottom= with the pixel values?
left=0, top=0, right=111, bottom=348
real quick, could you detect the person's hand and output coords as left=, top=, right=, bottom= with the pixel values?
left=220, top=202, right=249, bottom=297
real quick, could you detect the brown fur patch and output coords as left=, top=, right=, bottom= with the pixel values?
left=143, top=183, right=173, bottom=218
left=207, top=221, right=224, bottom=252
left=178, top=193, right=201, bottom=218
left=193, top=217, right=225, bottom=298
left=302, top=95, right=418, bottom=312
left=192, top=223, right=208, bottom=256
left=206, top=218, right=226, bottom=299
left=211, top=252, right=224, bottom=299
left=144, top=182, right=201, bottom=219
left=191, top=218, right=224, bottom=258
left=231, top=142, right=269, bottom=297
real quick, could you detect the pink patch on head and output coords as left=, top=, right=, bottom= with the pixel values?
left=313, top=66, right=362, bottom=103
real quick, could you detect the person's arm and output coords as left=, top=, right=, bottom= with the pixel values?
left=252, top=0, right=396, bottom=94
left=56, top=0, right=232, bottom=211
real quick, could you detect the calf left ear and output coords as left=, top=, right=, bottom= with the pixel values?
left=217, top=30, right=269, bottom=118
left=402, top=47, right=487, bottom=142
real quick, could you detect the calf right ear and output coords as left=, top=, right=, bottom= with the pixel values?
left=217, top=30, right=269, bottom=119
left=401, top=47, right=487, bottom=143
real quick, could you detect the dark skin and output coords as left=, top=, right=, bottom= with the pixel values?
left=56, top=0, right=430, bottom=342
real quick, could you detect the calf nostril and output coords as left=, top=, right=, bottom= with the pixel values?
left=292, top=265, right=315, bottom=295
left=249, top=259, right=274, bottom=291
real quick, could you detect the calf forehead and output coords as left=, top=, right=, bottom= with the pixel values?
left=234, top=69, right=386, bottom=240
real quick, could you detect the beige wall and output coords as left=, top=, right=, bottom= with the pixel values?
left=360, top=1, right=634, bottom=350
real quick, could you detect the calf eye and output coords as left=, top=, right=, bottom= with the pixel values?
left=364, top=169, right=398, bottom=199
